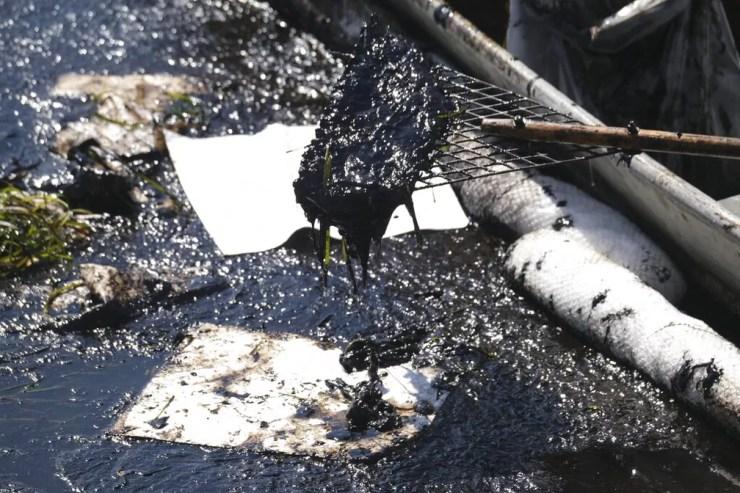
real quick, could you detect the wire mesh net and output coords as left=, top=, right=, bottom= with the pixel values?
left=415, top=67, right=619, bottom=190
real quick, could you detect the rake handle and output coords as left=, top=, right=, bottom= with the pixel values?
left=480, top=118, right=740, bottom=160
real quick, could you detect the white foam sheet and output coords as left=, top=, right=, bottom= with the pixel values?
left=112, top=324, right=447, bottom=458
left=166, top=125, right=469, bottom=255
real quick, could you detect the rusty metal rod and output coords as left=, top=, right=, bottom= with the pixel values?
left=480, top=118, right=740, bottom=160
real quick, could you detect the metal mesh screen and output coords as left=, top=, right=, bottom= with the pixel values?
left=415, top=67, right=618, bottom=190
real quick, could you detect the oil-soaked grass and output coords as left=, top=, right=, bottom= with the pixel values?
left=0, top=186, right=90, bottom=276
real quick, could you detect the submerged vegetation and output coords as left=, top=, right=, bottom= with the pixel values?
left=0, top=186, right=90, bottom=276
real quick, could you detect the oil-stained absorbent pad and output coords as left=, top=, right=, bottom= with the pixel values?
left=112, top=324, right=447, bottom=459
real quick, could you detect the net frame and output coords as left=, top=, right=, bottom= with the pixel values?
left=416, top=67, right=618, bottom=190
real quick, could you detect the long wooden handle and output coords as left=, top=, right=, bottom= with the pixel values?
left=480, top=118, right=740, bottom=160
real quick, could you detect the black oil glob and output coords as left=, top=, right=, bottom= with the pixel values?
left=293, top=18, right=452, bottom=288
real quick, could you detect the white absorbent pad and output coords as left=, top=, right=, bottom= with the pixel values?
left=166, top=125, right=469, bottom=255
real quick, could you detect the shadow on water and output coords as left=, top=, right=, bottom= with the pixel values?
left=544, top=447, right=740, bottom=493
